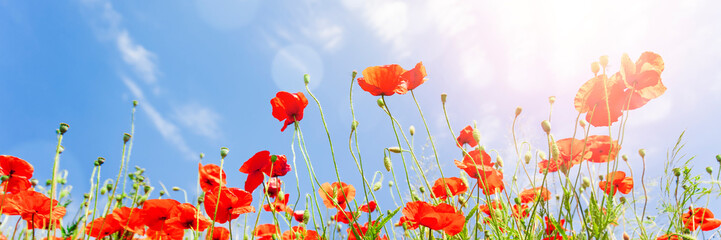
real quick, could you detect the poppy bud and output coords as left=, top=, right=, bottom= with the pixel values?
left=159, top=190, right=165, bottom=196
left=419, top=186, right=426, bottom=194
left=270, top=155, right=278, bottom=163
left=388, top=147, right=402, bottom=153
left=551, top=143, right=560, bottom=162
left=197, top=196, right=203, bottom=205
left=60, top=189, right=70, bottom=199
left=30, top=179, right=38, bottom=186
left=59, top=123, right=70, bottom=135
left=172, top=187, right=180, bottom=191
left=133, top=183, right=139, bottom=190
left=373, top=182, right=382, bottom=191
left=138, top=196, right=147, bottom=205
left=96, top=157, right=105, bottom=166
left=623, top=232, right=630, bottom=240
left=383, top=156, right=392, bottom=171
left=460, top=174, right=469, bottom=188
left=472, top=129, right=481, bottom=144
left=123, top=133, right=132, bottom=143
left=388, top=181, right=394, bottom=187
left=302, top=73, right=311, bottom=86
left=409, top=125, right=415, bottom=136
left=582, top=177, right=590, bottom=188
left=514, top=197, right=521, bottom=205
left=717, top=154, right=721, bottom=163
left=220, top=147, right=229, bottom=159
left=598, top=175, right=604, bottom=181
left=411, top=191, right=420, bottom=201
left=538, top=151, right=547, bottom=161
left=541, top=120, right=551, bottom=134
left=0, top=175, right=8, bottom=182
left=199, top=153, right=205, bottom=159
left=84, top=193, right=90, bottom=199
left=622, top=154, right=628, bottom=162
left=376, top=98, right=385, bottom=108
left=591, top=62, right=600, bottom=75
left=524, top=152, right=532, bottom=164
left=100, top=188, right=107, bottom=195
left=599, top=55, right=609, bottom=68
left=638, top=149, right=646, bottom=158
left=548, top=96, right=556, bottom=105
left=496, top=156, right=504, bottom=168
left=707, top=167, right=713, bottom=175
left=458, top=196, right=467, bottom=207
left=673, top=168, right=681, bottom=177
left=441, top=93, right=447, bottom=104
left=133, top=100, right=138, bottom=107
left=352, top=70, right=357, bottom=80
left=579, top=119, right=587, bottom=128
left=58, top=145, right=65, bottom=154
left=351, top=120, right=359, bottom=131
left=619, top=196, right=626, bottom=204
left=144, top=185, right=152, bottom=193
left=515, top=106, right=522, bottom=116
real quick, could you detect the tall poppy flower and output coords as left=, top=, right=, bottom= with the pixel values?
left=281, top=226, right=320, bottom=240
left=108, top=207, right=145, bottom=236
left=263, top=193, right=292, bottom=213
left=357, top=64, right=408, bottom=96
left=397, top=201, right=465, bottom=236
left=431, top=177, right=467, bottom=199
left=146, top=225, right=184, bottom=240
left=453, top=149, right=493, bottom=179
left=207, top=226, right=230, bottom=240
left=0, top=155, right=33, bottom=193
left=318, top=182, right=356, bottom=210
left=574, top=73, right=627, bottom=127
left=166, top=203, right=212, bottom=231
left=85, top=217, right=121, bottom=239
left=199, top=163, right=226, bottom=193
left=456, top=125, right=478, bottom=148
left=598, top=171, right=633, bottom=196
left=239, top=151, right=291, bottom=193
left=586, top=135, right=620, bottom=163
left=5, top=190, right=66, bottom=229
left=141, top=198, right=181, bottom=231
left=519, top=187, right=550, bottom=204
left=402, top=62, right=427, bottom=91
left=619, top=52, right=666, bottom=110
left=204, top=186, right=255, bottom=224
left=255, top=224, right=280, bottom=240
left=681, top=207, right=721, bottom=231
left=271, top=91, right=309, bottom=132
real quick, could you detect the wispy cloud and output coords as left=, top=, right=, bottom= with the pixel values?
left=116, top=30, right=158, bottom=85
left=172, top=103, right=222, bottom=140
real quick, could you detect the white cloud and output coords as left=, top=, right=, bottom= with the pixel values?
left=116, top=30, right=158, bottom=85
left=173, top=103, right=222, bottom=139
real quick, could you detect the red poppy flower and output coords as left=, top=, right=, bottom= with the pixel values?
left=551, top=138, right=593, bottom=170
left=586, top=135, right=620, bottom=163
left=255, top=224, right=280, bottom=240
left=293, top=210, right=305, bottom=223
left=348, top=221, right=389, bottom=240
left=271, top=91, right=309, bottom=132
left=357, top=64, right=408, bottom=96
left=318, top=182, right=356, bottom=210
left=574, top=73, right=627, bottom=127
left=397, top=201, right=465, bottom=236
left=682, top=207, right=721, bottom=231
left=207, top=226, right=230, bottom=240
left=85, top=217, right=121, bottom=239
left=0, top=155, right=33, bottom=193
left=281, top=226, right=320, bottom=240
left=141, top=198, right=181, bottom=230
left=204, top=186, right=255, bottom=224
left=239, top=151, right=291, bottom=193
left=402, top=62, right=427, bottom=91
left=359, top=201, right=377, bottom=213
left=107, top=207, right=145, bottom=236
left=333, top=210, right=357, bottom=224
left=479, top=201, right=502, bottom=218
left=453, top=149, right=493, bottom=179
left=265, top=178, right=282, bottom=199
left=619, top=52, right=666, bottom=110
left=598, top=171, right=633, bottom=196
left=519, top=187, right=550, bottom=204
left=166, top=203, right=212, bottom=231
left=263, top=193, right=292, bottom=213
left=146, top=225, right=184, bottom=240
left=431, top=177, right=467, bottom=199
left=544, top=217, right=566, bottom=238
left=456, top=125, right=478, bottom=148
left=199, top=163, right=227, bottom=193
left=5, top=190, right=65, bottom=229
left=512, top=204, right=529, bottom=219
left=656, top=234, right=682, bottom=240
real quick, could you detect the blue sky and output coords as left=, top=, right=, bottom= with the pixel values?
left=2, top=0, right=721, bottom=235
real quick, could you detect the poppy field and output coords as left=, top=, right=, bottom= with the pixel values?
left=1, top=52, right=721, bottom=240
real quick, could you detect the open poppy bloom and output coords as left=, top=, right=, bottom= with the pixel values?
left=681, top=207, right=721, bottom=231
left=141, top=198, right=181, bottom=231
left=402, top=62, right=427, bottom=91
left=519, top=187, right=550, bottom=204
left=318, top=182, right=355, bottom=210
left=239, top=151, right=291, bottom=193
left=107, top=207, right=145, bottom=236
left=431, top=177, right=467, bottom=199
left=586, top=135, right=620, bottom=163
left=544, top=217, right=566, bottom=239
left=263, top=193, right=292, bottom=213
left=199, top=163, right=227, bottom=193
left=456, top=125, right=478, bottom=148
left=4, top=190, right=66, bottom=229
left=357, top=64, right=408, bottom=96
left=397, top=201, right=465, bottom=236
left=574, top=73, right=627, bottom=127
left=271, top=91, right=309, bottom=132
left=479, top=201, right=502, bottom=218
left=265, top=178, right=282, bottom=199
left=146, top=225, right=184, bottom=240
left=453, top=149, right=493, bottom=179
left=619, top=52, right=666, bottom=110
left=333, top=210, right=357, bottom=224
left=255, top=224, right=281, bottom=240
left=203, top=186, right=255, bottom=224
left=281, top=226, right=320, bottom=240
left=656, top=234, right=683, bottom=240
left=359, top=201, right=378, bottom=213
left=207, top=226, right=230, bottom=240
left=0, top=155, right=34, bottom=193
left=512, top=204, right=529, bottom=219
left=166, top=203, right=212, bottom=231
left=293, top=210, right=305, bottom=223
left=599, top=171, right=633, bottom=196
left=85, top=217, right=122, bottom=239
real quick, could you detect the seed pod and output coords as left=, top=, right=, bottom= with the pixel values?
left=591, top=62, right=600, bottom=75
left=419, top=186, right=426, bottom=194
left=622, top=154, right=628, bottom=162
left=123, top=133, right=132, bottom=143
left=541, top=120, right=551, bottom=134
left=409, top=125, right=415, bottom=136
left=515, top=107, right=522, bottom=116
left=220, top=147, right=229, bottom=159
left=599, top=55, right=609, bottom=68
left=388, top=181, right=394, bottom=187
left=706, top=167, right=713, bottom=175
left=304, top=74, right=310, bottom=85
left=673, top=168, right=681, bottom=177
left=383, top=156, right=392, bottom=171
left=59, top=123, right=70, bottom=135
left=441, top=93, right=447, bottom=104
left=548, top=96, right=556, bottom=104
left=133, top=100, right=138, bottom=107
left=638, top=149, right=646, bottom=158
left=579, top=119, right=587, bottom=128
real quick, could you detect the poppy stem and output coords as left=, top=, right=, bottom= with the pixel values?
left=121, top=103, right=138, bottom=202
left=47, top=128, right=64, bottom=240
left=208, top=149, right=227, bottom=240
left=410, top=91, right=451, bottom=200
left=381, top=96, right=415, bottom=198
